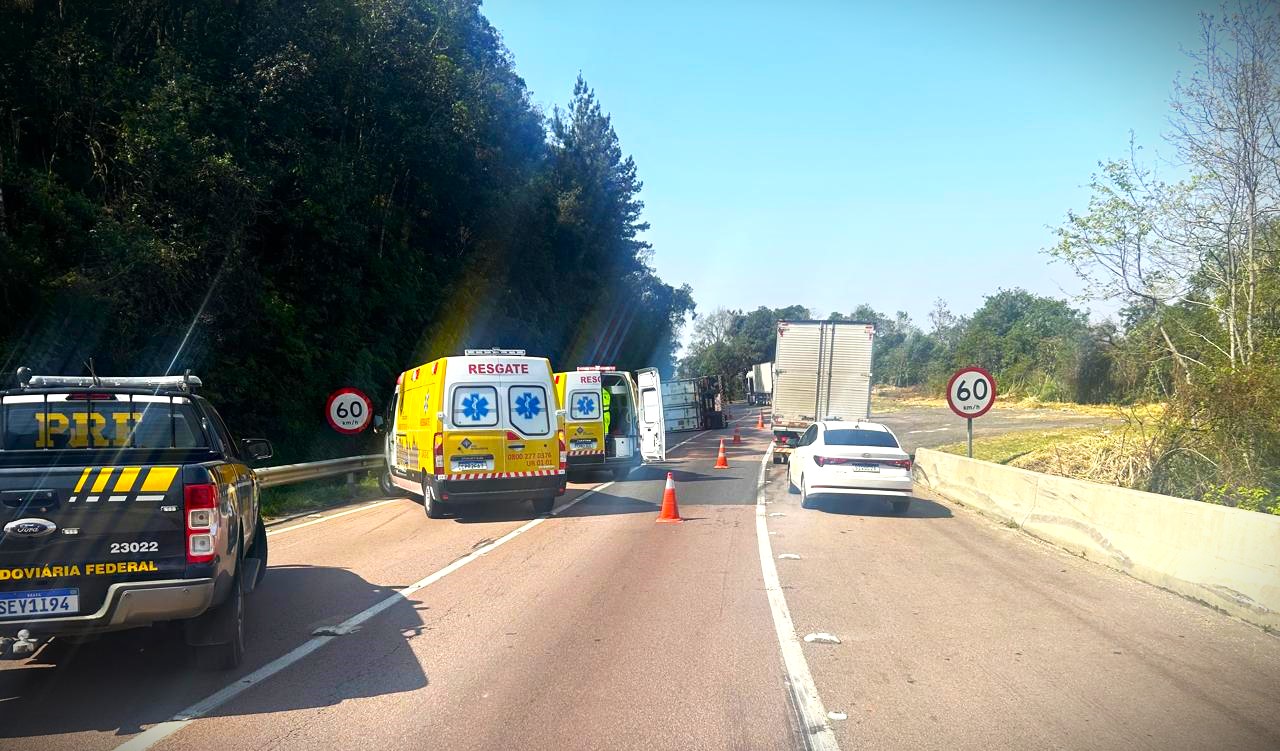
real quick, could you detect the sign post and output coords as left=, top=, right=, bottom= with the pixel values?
left=946, top=367, right=996, bottom=459
left=325, top=388, right=374, bottom=435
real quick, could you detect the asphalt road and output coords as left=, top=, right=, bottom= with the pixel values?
left=3, top=414, right=1277, bottom=751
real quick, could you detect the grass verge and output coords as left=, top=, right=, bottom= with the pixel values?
left=936, top=427, right=1103, bottom=465
left=261, top=474, right=386, bottom=521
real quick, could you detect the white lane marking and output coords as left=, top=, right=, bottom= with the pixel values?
left=266, top=499, right=399, bottom=537
left=667, top=430, right=710, bottom=453
left=754, top=447, right=840, bottom=751
left=115, top=485, right=609, bottom=751
left=906, top=427, right=950, bottom=434
left=778, top=553, right=801, bottom=560
left=828, top=711, right=848, bottom=721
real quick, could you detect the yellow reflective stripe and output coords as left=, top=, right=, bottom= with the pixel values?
left=114, top=466, right=141, bottom=493
left=140, top=466, right=179, bottom=493
left=73, top=467, right=94, bottom=493
left=90, top=468, right=113, bottom=493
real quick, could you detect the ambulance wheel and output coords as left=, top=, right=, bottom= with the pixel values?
left=532, top=495, right=555, bottom=515
left=423, top=482, right=447, bottom=519
left=191, top=569, right=245, bottom=671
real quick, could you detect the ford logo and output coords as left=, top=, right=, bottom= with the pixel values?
left=4, top=518, right=57, bottom=538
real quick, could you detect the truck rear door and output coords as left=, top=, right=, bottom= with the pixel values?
left=0, top=393, right=206, bottom=625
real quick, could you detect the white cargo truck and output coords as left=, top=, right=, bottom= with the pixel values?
left=770, top=320, right=875, bottom=463
left=747, top=362, right=773, bottom=406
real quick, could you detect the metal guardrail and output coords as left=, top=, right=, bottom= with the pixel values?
left=256, top=455, right=382, bottom=489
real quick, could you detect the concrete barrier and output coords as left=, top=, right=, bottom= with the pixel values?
left=913, top=448, right=1280, bottom=631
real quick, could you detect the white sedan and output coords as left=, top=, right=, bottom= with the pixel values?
left=786, top=420, right=914, bottom=513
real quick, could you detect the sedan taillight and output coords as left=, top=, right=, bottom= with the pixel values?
left=884, top=459, right=912, bottom=470
left=814, top=456, right=852, bottom=467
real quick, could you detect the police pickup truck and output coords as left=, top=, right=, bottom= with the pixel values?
left=0, top=370, right=271, bottom=669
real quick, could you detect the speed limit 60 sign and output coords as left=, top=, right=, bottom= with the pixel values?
left=326, top=388, right=373, bottom=434
left=947, top=366, right=996, bottom=419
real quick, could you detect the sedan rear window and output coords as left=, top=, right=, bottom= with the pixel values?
left=824, top=429, right=899, bottom=448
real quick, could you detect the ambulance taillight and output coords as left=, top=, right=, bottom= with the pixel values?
left=558, top=430, right=567, bottom=472
left=433, top=432, right=444, bottom=473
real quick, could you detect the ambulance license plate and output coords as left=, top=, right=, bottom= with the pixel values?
left=0, top=588, right=79, bottom=620
left=570, top=439, right=597, bottom=450
left=452, top=457, right=493, bottom=472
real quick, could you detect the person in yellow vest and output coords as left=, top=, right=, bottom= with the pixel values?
left=601, top=386, right=612, bottom=435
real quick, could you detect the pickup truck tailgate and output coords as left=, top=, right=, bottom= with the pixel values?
left=0, top=464, right=186, bottom=621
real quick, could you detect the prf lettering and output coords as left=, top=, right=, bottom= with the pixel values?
left=35, top=412, right=141, bottom=448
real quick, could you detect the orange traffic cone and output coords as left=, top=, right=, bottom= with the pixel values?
left=756, top=411, right=765, bottom=429
left=657, top=472, right=683, bottom=523
left=714, top=438, right=730, bottom=469
left=733, top=427, right=742, bottom=446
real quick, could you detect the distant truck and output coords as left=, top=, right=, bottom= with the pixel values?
left=746, top=362, right=773, bottom=406
left=661, top=376, right=727, bottom=432
left=770, top=320, right=875, bottom=463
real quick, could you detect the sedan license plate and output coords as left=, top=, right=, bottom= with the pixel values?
left=451, top=457, right=493, bottom=472
left=849, top=463, right=879, bottom=473
left=0, top=588, right=79, bottom=620
left=570, top=439, right=597, bottom=450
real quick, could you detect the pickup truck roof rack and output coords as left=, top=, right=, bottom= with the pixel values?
left=12, top=367, right=202, bottom=393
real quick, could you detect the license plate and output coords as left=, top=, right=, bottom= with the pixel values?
left=570, top=439, right=597, bottom=450
left=451, top=457, right=493, bottom=472
left=0, top=588, right=80, bottom=620
left=849, top=463, right=879, bottom=473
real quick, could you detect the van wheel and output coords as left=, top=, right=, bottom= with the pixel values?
left=423, top=482, right=447, bottom=519
left=246, top=518, right=268, bottom=590
left=379, top=471, right=394, bottom=495
left=192, top=571, right=245, bottom=671
left=532, top=495, right=555, bottom=514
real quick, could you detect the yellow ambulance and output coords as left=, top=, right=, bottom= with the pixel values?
left=384, top=349, right=566, bottom=518
left=553, top=366, right=666, bottom=481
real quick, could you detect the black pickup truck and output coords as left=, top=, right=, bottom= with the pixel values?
left=0, top=370, right=271, bottom=669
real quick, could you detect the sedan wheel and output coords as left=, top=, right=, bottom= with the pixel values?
left=800, top=476, right=814, bottom=509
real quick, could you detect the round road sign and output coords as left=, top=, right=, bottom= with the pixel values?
left=325, top=388, right=373, bottom=434
left=946, top=367, right=996, bottom=419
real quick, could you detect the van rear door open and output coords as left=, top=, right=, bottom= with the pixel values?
left=636, top=368, right=666, bottom=461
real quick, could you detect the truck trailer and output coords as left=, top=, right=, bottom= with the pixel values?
left=746, top=362, right=773, bottom=406
left=770, top=320, right=875, bottom=463
left=661, top=376, right=727, bottom=432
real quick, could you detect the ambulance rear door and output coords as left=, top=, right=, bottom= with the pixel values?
left=636, top=368, right=666, bottom=462
left=501, top=360, right=559, bottom=477
left=563, top=371, right=604, bottom=458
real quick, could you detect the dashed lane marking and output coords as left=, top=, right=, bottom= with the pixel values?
left=113, top=485, right=611, bottom=751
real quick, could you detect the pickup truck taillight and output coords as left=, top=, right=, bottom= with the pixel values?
left=184, top=483, right=218, bottom=564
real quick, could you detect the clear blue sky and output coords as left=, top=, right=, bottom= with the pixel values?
left=484, top=0, right=1207, bottom=335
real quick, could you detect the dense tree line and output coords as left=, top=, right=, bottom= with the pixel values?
left=680, top=291, right=1117, bottom=404
left=0, top=0, right=692, bottom=460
